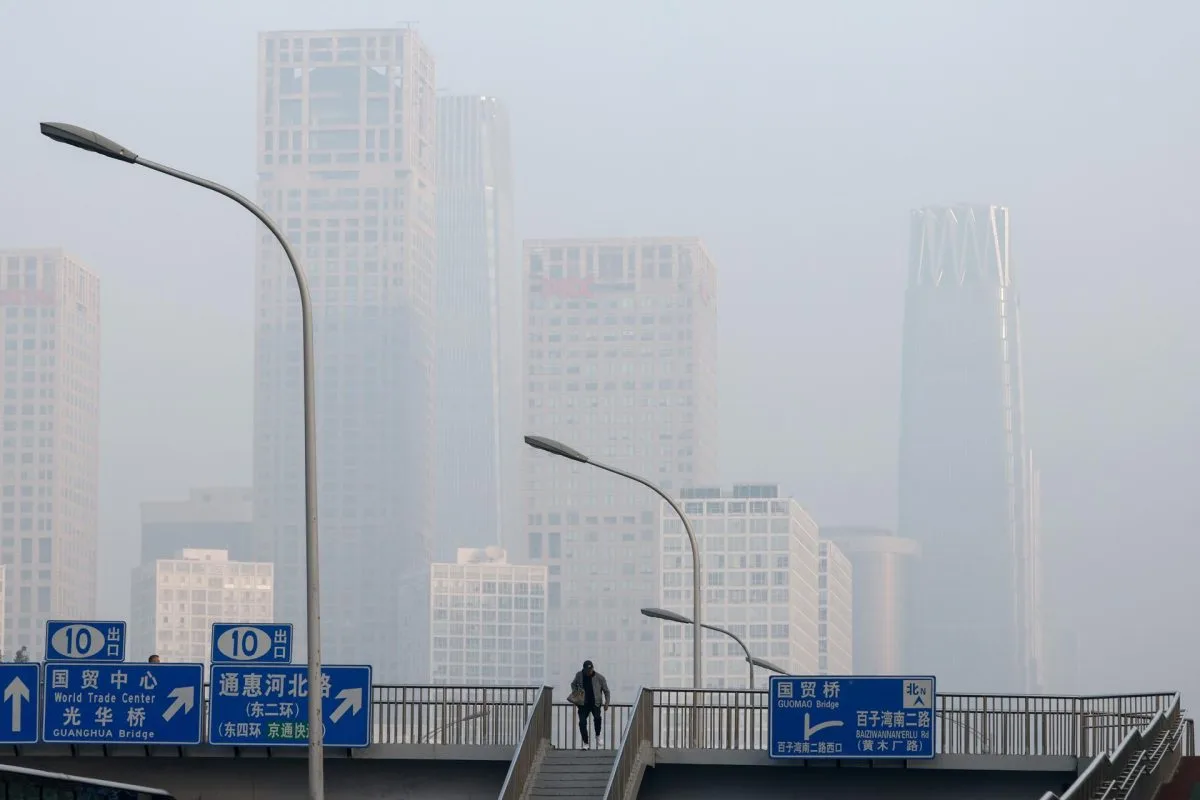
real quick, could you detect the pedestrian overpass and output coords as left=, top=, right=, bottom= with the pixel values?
left=0, top=685, right=1191, bottom=799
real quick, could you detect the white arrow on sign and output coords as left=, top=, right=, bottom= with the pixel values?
left=3, top=677, right=29, bottom=733
left=803, top=712, right=844, bottom=741
left=162, top=686, right=195, bottom=722
left=328, top=687, right=363, bottom=724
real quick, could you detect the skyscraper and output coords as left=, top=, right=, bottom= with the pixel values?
left=522, top=237, right=719, bottom=700
left=0, top=249, right=100, bottom=659
left=435, top=96, right=518, bottom=558
left=897, top=205, right=1041, bottom=692
left=254, top=29, right=437, bottom=681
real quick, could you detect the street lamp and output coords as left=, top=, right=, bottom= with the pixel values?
left=41, top=123, right=327, bottom=800
left=525, top=435, right=703, bottom=692
left=640, top=607, right=789, bottom=689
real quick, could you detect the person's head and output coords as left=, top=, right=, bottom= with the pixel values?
left=583, top=660, right=595, bottom=676
left=148, top=654, right=160, bottom=663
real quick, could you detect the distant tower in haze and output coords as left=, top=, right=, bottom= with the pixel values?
left=254, top=29, right=437, bottom=681
left=434, top=95, right=518, bottom=558
left=897, top=205, right=1042, bottom=692
left=0, top=249, right=100, bottom=660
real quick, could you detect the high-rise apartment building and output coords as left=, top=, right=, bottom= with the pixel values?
left=429, top=547, right=547, bottom=685
left=659, top=486, right=820, bottom=689
left=434, top=96, right=518, bottom=558
left=898, top=205, right=1042, bottom=692
left=817, top=540, right=853, bottom=675
left=131, top=549, right=273, bottom=666
left=140, top=487, right=254, bottom=565
left=254, top=29, right=437, bottom=681
left=822, top=526, right=918, bottom=675
left=522, top=237, right=719, bottom=700
left=0, top=249, right=100, bottom=659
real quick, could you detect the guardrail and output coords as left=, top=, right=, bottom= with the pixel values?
left=165, top=684, right=1191, bottom=756
left=1037, top=695, right=1188, bottom=800
left=497, top=686, right=553, bottom=800
left=602, top=688, right=653, bottom=800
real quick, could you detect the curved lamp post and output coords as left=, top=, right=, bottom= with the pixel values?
left=641, top=607, right=789, bottom=689
left=41, top=123, right=327, bottom=800
left=524, top=435, right=703, bottom=692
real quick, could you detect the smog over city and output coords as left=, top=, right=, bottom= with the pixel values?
left=0, top=2, right=1197, bottom=795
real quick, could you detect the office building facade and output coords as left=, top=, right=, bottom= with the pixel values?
left=254, top=29, right=437, bottom=681
left=659, top=485, right=820, bottom=690
left=435, top=96, right=519, bottom=558
left=898, top=205, right=1042, bottom=692
left=522, top=237, right=719, bottom=700
left=140, top=487, right=254, bottom=565
left=131, top=549, right=273, bottom=666
left=817, top=540, right=853, bottom=675
left=0, top=249, right=100, bottom=659
left=429, top=547, right=547, bottom=685
left=822, top=526, right=918, bottom=675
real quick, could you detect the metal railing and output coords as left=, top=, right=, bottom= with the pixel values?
left=550, top=702, right=634, bottom=750
left=186, top=683, right=1188, bottom=757
left=497, top=686, right=553, bottom=800
left=602, top=688, right=654, bottom=800
left=643, top=689, right=1181, bottom=757
left=1037, top=695, right=1188, bottom=800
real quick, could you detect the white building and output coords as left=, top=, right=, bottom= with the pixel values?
left=659, top=485, right=820, bottom=689
left=131, top=549, right=273, bottom=665
left=522, top=237, right=720, bottom=700
left=0, top=249, right=101, bottom=659
left=818, top=540, right=853, bottom=675
left=429, top=547, right=547, bottom=685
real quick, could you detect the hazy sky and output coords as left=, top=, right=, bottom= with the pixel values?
left=0, top=0, right=1197, bottom=697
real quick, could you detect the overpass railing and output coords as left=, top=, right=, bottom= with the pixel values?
left=1037, top=694, right=1190, bottom=800
left=602, top=688, right=654, bottom=800
left=497, top=686, right=553, bottom=800
left=192, top=683, right=1177, bottom=756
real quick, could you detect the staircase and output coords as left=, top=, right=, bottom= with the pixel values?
left=527, top=748, right=617, bottom=799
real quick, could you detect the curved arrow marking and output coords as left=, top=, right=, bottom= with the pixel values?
left=329, top=688, right=363, bottom=724
left=162, top=686, right=195, bottom=722
left=804, top=713, right=844, bottom=741
left=4, top=677, right=29, bottom=733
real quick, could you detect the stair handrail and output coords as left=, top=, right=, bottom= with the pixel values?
left=602, top=687, right=654, bottom=800
left=1037, top=694, right=1183, bottom=800
left=497, top=685, right=553, bottom=800
left=1109, top=701, right=1188, bottom=800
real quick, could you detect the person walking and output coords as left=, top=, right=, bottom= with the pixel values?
left=570, top=659, right=610, bottom=749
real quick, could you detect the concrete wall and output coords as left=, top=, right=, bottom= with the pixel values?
left=0, top=757, right=507, bottom=800
left=636, top=764, right=1077, bottom=800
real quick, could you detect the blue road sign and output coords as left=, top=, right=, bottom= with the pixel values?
left=208, top=664, right=371, bottom=748
left=0, top=664, right=39, bottom=744
left=211, top=623, right=293, bottom=665
left=45, top=620, right=126, bottom=662
left=769, top=675, right=936, bottom=759
left=42, top=663, right=203, bottom=745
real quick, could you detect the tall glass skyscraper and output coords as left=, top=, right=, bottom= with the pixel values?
left=435, top=96, right=519, bottom=558
left=898, top=205, right=1042, bottom=693
left=254, top=29, right=437, bottom=681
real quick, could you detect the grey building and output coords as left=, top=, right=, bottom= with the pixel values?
left=822, top=526, right=918, bottom=676
left=522, top=237, right=719, bottom=700
left=254, top=29, right=438, bottom=681
left=898, top=205, right=1042, bottom=692
left=139, top=487, right=254, bottom=564
left=434, top=96, right=519, bottom=558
